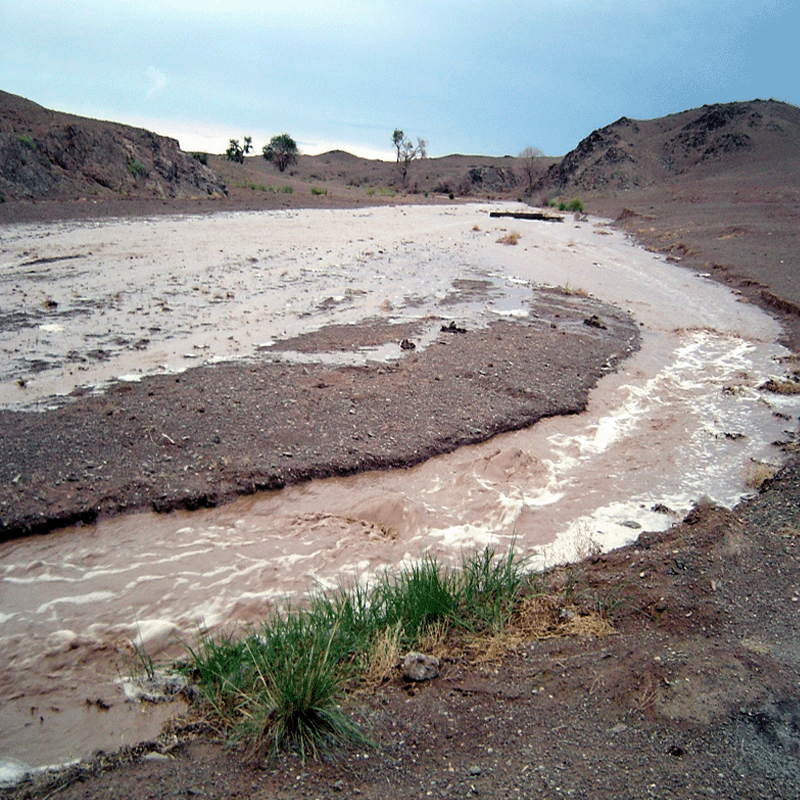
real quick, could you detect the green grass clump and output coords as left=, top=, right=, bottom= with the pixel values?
left=181, top=546, right=527, bottom=760
left=311, top=186, right=328, bottom=195
left=126, top=157, right=146, bottom=176
left=236, top=181, right=268, bottom=192
left=17, top=134, right=36, bottom=150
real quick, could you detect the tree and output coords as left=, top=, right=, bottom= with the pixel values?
left=519, top=146, right=545, bottom=195
left=225, top=136, right=252, bottom=163
left=262, top=133, right=299, bottom=172
left=392, top=128, right=427, bottom=186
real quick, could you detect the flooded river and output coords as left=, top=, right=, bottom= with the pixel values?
left=1, top=204, right=798, bottom=780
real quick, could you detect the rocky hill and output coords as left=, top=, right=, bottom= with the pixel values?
left=0, top=90, right=227, bottom=202
left=537, top=99, right=800, bottom=193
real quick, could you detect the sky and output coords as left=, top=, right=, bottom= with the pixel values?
left=1, top=0, right=797, bottom=160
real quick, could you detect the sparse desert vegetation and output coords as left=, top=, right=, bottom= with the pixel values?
left=496, top=229, right=520, bottom=245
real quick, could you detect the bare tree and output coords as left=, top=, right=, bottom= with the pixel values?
left=519, top=146, right=545, bottom=195
left=392, top=129, right=427, bottom=186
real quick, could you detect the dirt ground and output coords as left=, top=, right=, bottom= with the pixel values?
left=2, top=182, right=800, bottom=798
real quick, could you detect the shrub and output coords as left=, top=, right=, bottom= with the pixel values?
left=191, top=152, right=209, bottom=165
left=17, top=134, right=36, bottom=150
left=311, top=187, right=328, bottom=196
left=126, top=157, right=145, bottom=176
left=567, top=199, right=584, bottom=212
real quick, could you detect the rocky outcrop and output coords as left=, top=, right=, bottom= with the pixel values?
left=459, top=164, right=519, bottom=194
left=536, top=99, right=800, bottom=195
left=0, top=90, right=227, bottom=201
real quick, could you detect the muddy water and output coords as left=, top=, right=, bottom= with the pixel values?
left=1, top=204, right=799, bottom=779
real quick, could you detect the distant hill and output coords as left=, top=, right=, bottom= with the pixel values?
left=537, top=99, right=800, bottom=194
left=0, top=90, right=227, bottom=201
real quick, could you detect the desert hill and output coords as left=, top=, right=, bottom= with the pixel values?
left=0, top=90, right=227, bottom=202
left=537, top=99, right=800, bottom=193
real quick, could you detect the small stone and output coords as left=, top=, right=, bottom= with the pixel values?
left=608, top=723, right=628, bottom=735
left=401, top=651, right=440, bottom=682
left=141, top=752, right=170, bottom=762
left=469, top=765, right=482, bottom=776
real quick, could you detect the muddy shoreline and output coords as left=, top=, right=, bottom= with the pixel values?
left=0, top=295, right=640, bottom=540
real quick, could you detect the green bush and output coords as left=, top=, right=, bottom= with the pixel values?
left=17, top=134, right=36, bottom=150
left=191, top=152, right=209, bottom=166
left=311, top=187, right=328, bottom=196
left=126, top=157, right=146, bottom=176
left=567, top=199, right=584, bottom=212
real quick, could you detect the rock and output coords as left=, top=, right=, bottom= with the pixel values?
left=583, top=314, right=607, bottom=330
left=141, top=752, right=170, bottom=762
left=400, top=338, right=416, bottom=350
left=402, top=651, right=440, bottom=682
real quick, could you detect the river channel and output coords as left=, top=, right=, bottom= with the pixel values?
left=1, top=204, right=798, bottom=780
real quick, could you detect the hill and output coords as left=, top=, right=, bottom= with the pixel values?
left=537, top=99, right=800, bottom=193
left=0, top=91, right=553, bottom=215
left=0, top=90, right=227, bottom=202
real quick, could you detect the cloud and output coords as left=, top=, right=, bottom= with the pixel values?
left=146, top=66, right=167, bottom=99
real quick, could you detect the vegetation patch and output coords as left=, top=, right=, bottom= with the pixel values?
left=496, top=230, right=521, bottom=245
left=126, top=157, right=146, bottom=176
left=175, top=546, right=616, bottom=762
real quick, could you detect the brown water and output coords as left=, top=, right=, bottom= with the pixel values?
left=1, top=204, right=798, bottom=781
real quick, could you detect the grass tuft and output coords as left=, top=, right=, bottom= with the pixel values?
left=496, top=230, right=520, bottom=245
left=179, top=546, right=531, bottom=760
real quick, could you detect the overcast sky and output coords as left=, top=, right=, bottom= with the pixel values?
left=2, top=0, right=797, bottom=160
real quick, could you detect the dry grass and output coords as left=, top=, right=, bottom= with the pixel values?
left=359, top=623, right=402, bottom=686
left=759, top=378, right=800, bottom=395
left=496, top=230, right=520, bottom=245
left=463, top=594, right=615, bottom=663
left=560, top=282, right=589, bottom=298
